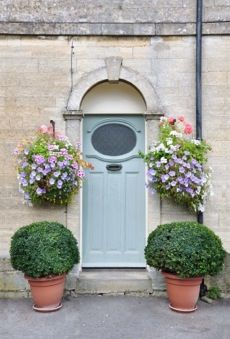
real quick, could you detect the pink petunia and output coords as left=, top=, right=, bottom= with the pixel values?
left=178, top=116, right=185, bottom=122
left=38, top=125, right=48, bottom=134
left=168, top=117, right=175, bottom=125
left=184, top=123, right=193, bottom=134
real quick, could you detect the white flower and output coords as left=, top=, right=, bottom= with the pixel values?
left=191, top=139, right=201, bottom=145
left=170, top=131, right=182, bottom=138
left=166, top=138, right=173, bottom=145
left=160, top=157, right=167, bottom=164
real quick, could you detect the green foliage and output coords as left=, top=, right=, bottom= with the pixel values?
left=145, top=221, right=226, bottom=278
left=139, top=116, right=212, bottom=213
left=207, top=286, right=222, bottom=300
left=14, top=126, right=93, bottom=206
left=10, top=221, right=80, bottom=278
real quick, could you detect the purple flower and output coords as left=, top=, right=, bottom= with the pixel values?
left=30, top=171, right=36, bottom=178
left=170, top=181, right=177, bottom=186
left=33, top=155, right=45, bottom=165
left=24, top=148, right=29, bottom=155
left=179, top=167, right=185, bottom=173
left=186, top=188, right=194, bottom=196
left=148, top=169, right=156, bottom=176
left=72, top=162, right=79, bottom=170
left=36, top=175, right=41, bottom=181
left=156, top=161, right=161, bottom=168
left=61, top=172, right=68, bottom=180
left=31, top=163, right=37, bottom=169
left=60, top=148, right=68, bottom=154
left=48, top=156, right=57, bottom=163
left=21, top=178, right=28, bottom=186
left=53, top=171, right=60, bottom=178
left=48, top=145, right=56, bottom=150
left=42, top=168, right=51, bottom=175
left=150, top=188, right=156, bottom=195
left=29, top=178, right=35, bottom=184
left=78, top=170, right=85, bottom=178
left=49, top=178, right=55, bottom=185
left=58, top=161, right=64, bottom=169
left=177, top=176, right=184, bottom=184
left=14, top=148, right=20, bottom=155
left=22, top=162, right=29, bottom=168
left=169, top=171, right=176, bottom=177
left=36, top=188, right=43, bottom=195
left=161, top=174, right=169, bottom=182
left=169, top=160, right=174, bottom=166
left=57, top=180, right=63, bottom=189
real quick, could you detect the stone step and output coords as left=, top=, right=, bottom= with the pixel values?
left=75, top=269, right=153, bottom=295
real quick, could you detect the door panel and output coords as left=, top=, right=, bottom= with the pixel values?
left=82, top=115, right=146, bottom=267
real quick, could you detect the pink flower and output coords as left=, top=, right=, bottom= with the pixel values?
left=38, top=125, right=48, bottom=134
left=168, top=117, right=175, bottom=125
left=47, top=126, right=53, bottom=135
left=184, top=123, right=193, bottom=134
left=178, top=116, right=185, bottom=122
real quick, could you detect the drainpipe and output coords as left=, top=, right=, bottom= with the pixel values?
left=196, top=0, right=207, bottom=298
left=196, top=0, right=203, bottom=225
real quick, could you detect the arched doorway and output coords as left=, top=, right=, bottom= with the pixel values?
left=81, top=81, right=146, bottom=267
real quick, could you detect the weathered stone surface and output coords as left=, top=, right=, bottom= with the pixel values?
left=0, top=1, right=229, bottom=35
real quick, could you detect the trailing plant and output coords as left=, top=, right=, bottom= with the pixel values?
left=14, top=125, right=93, bottom=206
left=10, top=221, right=80, bottom=278
left=139, top=116, right=212, bottom=213
left=145, top=221, right=226, bottom=278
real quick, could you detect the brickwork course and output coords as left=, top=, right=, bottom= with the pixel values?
left=0, top=1, right=230, bottom=295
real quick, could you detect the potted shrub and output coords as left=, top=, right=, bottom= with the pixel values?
left=10, top=221, right=80, bottom=312
left=145, top=221, right=226, bottom=312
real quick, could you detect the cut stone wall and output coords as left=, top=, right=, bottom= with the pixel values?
left=0, top=32, right=230, bottom=293
left=0, top=1, right=229, bottom=35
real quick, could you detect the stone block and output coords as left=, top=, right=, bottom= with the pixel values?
left=147, top=267, right=166, bottom=291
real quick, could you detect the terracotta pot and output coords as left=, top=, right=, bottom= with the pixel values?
left=162, top=272, right=203, bottom=313
left=25, top=274, right=66, bottom=312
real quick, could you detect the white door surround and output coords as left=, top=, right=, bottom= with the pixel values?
left=63, top=59, right=163, bottom=272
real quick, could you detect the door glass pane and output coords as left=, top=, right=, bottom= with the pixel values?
left=92, top=123, right=136, bottom=156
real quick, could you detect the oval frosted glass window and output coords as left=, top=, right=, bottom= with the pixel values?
left=92, top=123, right=136, bottom=156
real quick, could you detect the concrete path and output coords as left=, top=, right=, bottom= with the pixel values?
left=0, top=296, right=230, bottom=339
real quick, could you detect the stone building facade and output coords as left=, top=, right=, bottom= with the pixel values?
left=0, top=1, right=230, bottom=296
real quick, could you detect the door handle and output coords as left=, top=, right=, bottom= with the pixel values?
left=106, top=164, right=122, bottom=171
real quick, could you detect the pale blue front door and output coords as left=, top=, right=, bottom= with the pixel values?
left=82, top=115, right=146, bottom=267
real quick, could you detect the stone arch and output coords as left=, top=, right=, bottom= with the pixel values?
left=67, top=65, right=162, bottom=115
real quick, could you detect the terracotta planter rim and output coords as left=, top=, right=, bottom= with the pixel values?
left=25, top=273, right=66, bottom=282
left=161, top=271, right=204, bottom=280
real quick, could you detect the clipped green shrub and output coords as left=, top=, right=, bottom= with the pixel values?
left=145, top=221, right=226, bottom=278
left=10, top=221, right=80, bottom=278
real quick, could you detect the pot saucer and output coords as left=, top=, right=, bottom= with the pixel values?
left=169, top=304, right=197, bottom=313
left=33, top=303, right=62, bottom=312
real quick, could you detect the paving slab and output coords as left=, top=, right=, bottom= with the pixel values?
left=0, top=296, right=230, bottom=339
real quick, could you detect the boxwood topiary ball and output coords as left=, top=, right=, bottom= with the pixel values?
left=10, top=221, right=80, bottom=278
left=145, top=221, right=226, bottom=278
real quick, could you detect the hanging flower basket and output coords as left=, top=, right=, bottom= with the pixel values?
left=14, top=125, right=93, bottom=206
left=139, top=116, right=212, bottom=213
